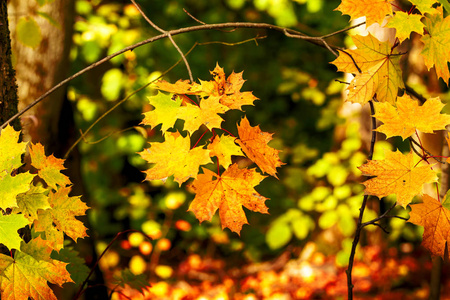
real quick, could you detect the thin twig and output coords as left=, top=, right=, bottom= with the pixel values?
left=1, top=21, right=364, bottom=130
left=183, top=8, right=206, bottom=25
left=409, top=137, right=446, bottom=164
left=131, top=0, right=194, bottom=83
left=346, top=99, right=377, bottom=300
left=63, top=43, right=198, bottom=159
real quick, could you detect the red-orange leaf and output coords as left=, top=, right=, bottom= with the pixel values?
left=409, top=194, right=450, bottom=260
left=188, top=164, right=268, bottom=234
left=236, top=117, right=284, bottom=178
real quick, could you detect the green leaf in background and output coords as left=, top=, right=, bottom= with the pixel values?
left=0, top=214, right=29, bottom=250
left=51, top=247, right=90, bottom=285
left=37, top=11, right=60, bottom=27
left=16, top=17, right=42, bottom=49
left=113, top=269, right=151, bottom=294
left=266, top=221, right=292, bottom=250
left=36, top=0, right=56, bottom=6
left=101, top=68, right=124, bottom=101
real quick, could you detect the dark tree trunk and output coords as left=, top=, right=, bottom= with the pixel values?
left=0, top=0, right=20, bottom=130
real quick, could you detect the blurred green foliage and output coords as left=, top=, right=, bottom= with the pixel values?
left=66, top=0, right=423, bottom=272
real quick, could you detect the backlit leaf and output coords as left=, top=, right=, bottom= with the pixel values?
left=335, top=0, right=392, bottom=27
left=386, top=11, right=425, bottom=41
left=188, top=164, right=268, bottom=234
left=358, top=150, right=438, bottom=207
left=207, top=134, right=244, bottom=169
left=374, top=95, right=450, bottom=139
left=141, top=92, right=182, bottom=132
left=0, top=214, right=29, bottom=250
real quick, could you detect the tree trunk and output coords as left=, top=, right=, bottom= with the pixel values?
left=0, top=0, right=20, bottom=130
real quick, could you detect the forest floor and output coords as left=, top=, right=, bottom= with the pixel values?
left=109, top=244, right=450, bottom=300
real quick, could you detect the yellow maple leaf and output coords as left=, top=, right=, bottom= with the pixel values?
left=0, top=238, right=73, bottom=300
left=420, top=8, right=450, bottom=84
left=153, top=79, right=202, bottom=94
left=335, top=0, right=392, bottom=27
left=188, top=164, right=268, bottom=234
left=409, top=194, right=450, bottom=260
left=374, top=95, right=450, bottom=139
left=331, top=33, right=404, bottom=105
left=200, top=64, right=258, bottom=110
left=358, top=150, right=437, bottom=207
left=207, top=134, right=244, bottom=169
left=386, top=11, right=425, bottom=42
left=139, top=131, right=212, bottom=186
left=236, top=117, right=284, bottom=178
left=0, top=125, right=27, bottom=173
left=29, top=143, right=71, bottom=190
left=141, top=91, right=182, bottom=132
left=177, top=95, right=229, bottom=134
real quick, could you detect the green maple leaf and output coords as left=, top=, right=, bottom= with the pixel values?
left=0, top=171, right=34, bottom=209
left=0, top=125, right=27, bottom=173
left=387, top=11, right=425, bottom=41
left=13, top=184, right=50, bottom=221
left=113, top=269, right=150, bottom=294
left=0, top=214, right=29, bottom=250
left=410, top=0, right=439, bottom=14
left=0, top=238, right=72, bottom=300
left=51, top=247, right=90, bottom=285
left=421, top=8, right=450, bottom=84
left=141, top=91, right=182, bottom=132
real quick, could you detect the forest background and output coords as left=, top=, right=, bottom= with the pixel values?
left=2, top=0, right=450, bottom=299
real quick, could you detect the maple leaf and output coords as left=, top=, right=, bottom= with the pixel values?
left=0, top=214, right=29, bottom=250
left=331, top=33, right=404, bottom=105
left=0, top=238, right=73, bottom=300
left=409, top=194, right=450, bottom=260
left=142, top=92, right=182, bottom=132
left=358, top=150, right=437, bottom=207
left=34, top=186, right=89, bottom=251
left=236, top=117, right=284, bottom=178
left=29, top=143, right=71, bottom=189
left=420, top=8, right=450, bottom=84
left=153, top=79, right=202, bottom=94
left=188, top=164, right=268, bottom=234
left=335, top=0, right=393, bottom=27
left=374, top=95, right=450, bottom=139
left=410, top=0, right=439, bottom=15
left=207, top=134, right=244, bottom=169
left=178, top=96, right=229, bottom=134
left=0, top=171, right=34, bottom=209
left=139, top=131, right=212, bottom=186
left=386, top=11, right=425, bottom=41
left=200, top=64, right=258, bottom=110
left=113, top=269, right=151, bottom=294
left=0, top=125, right=27, bottom=173
left=13, top=184, right=50, bottom=221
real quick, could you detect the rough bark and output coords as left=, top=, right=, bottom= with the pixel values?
left=0, top=0, right=20, bottom=130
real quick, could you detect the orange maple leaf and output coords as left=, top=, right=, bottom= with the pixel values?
left=236, top=117, right=284, bottom=178
left=331, top=33, right=404, bottom=105
left=335, top=0, right=392, bottom=27
left=358, top=150, right=437, bottom=207
left=200, top=64, right=258, bottom=110
left=0, top=238, right=73, bottom=300
left=139, top=131, right=212, bottom=186
left=34, top=186, right=89, bottom=250
left=29, top=143, right=71, bottom=189
left=374, top=95, right=450, bottom=139
left=188, top=164, right=268, bottom=234
left=409, top=194, right=450, bottom=260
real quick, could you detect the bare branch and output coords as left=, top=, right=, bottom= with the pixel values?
left=1, top=21, right=356, bottom=130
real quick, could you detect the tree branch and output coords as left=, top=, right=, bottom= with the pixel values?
left=0, top=21, right=364, bottom=130
left=346, top=99, right=377, bottom=300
